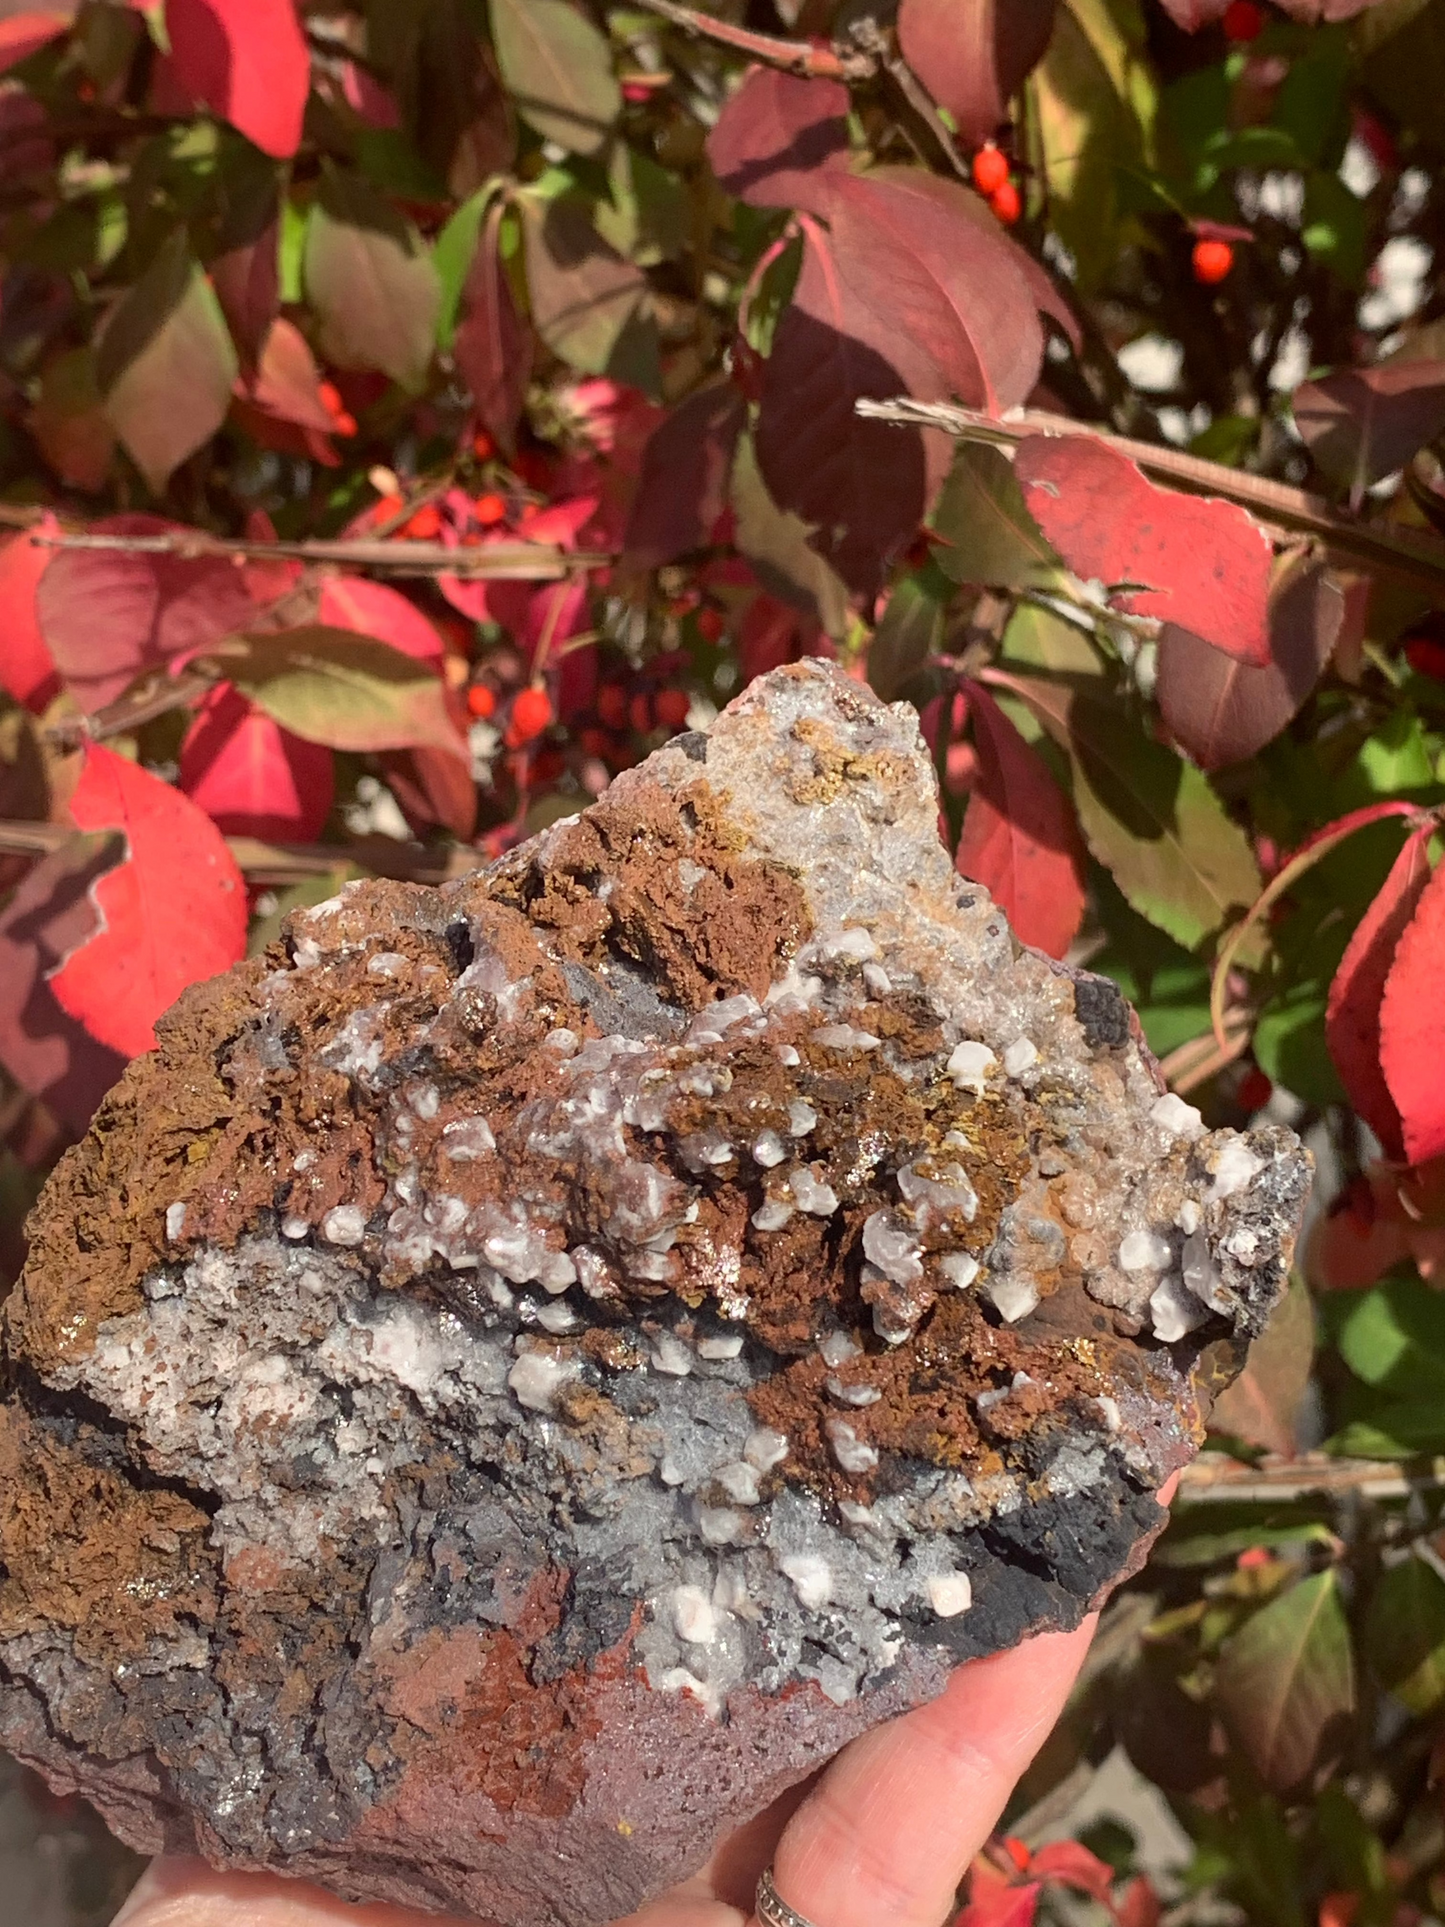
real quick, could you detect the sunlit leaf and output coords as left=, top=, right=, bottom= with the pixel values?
left=1379, top=853, right=1445, bottom=1165
left=897, top=0, right=1055, bottom=147
left=211, top=626, right=467, bottom=756
left=164, top=0, right=311, bottom=159
left=489, top=0, right=619, bottom=157
left=304, top=166, right=441, bottom=391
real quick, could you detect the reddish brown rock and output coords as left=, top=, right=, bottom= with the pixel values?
left=0, top=662, right=1310, bottom=1923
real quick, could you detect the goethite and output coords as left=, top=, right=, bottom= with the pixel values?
left=0, top=662, right=1309, bottom=1924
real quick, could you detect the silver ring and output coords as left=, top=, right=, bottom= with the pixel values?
left=757, top=1866, right=821, bottom=1927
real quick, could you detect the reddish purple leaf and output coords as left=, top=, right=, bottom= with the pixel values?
left=1156, top=0, right=1230, bottom=25
left=624, top=381, right=746, bottom=569
left=898, top=0, right=1056, bottom=147
left=0, top=518, right=60, bottom=713
left=0, top=11, right=69, bottom=76
left=1380, top=855, right=1445, bottom=1166
left=1157, top=555, right=1344, bottom=769
left=958, top=1881, right=1042, bottom=1927
left=164, top=0, right=311, bottom=159
left=454, top=199, right=533, bottom=452
left=706, top=66, right=850, bottom=210
left=178, top=681, right=334, bottom=842
left=1293, top=360, right=1445, bottom=499
left=51, top=743, right=248, bottom=1059
left=319, top=576, right=446, bottom=663
left=1327, top=828, right=1433, bottom=1160
left=211, top=177, right=281, bottom=372
left=1029, top=1842, right=1117, bottom=1905
left=35, top=513, right=261, bottom=711
left=245, top=317, right=337, bottom=434
left=956, top=679, right=1086, bottom=959
left=1015, top=434, right=1274, bottom=664
left=0, top=831, right=128, bottom=1135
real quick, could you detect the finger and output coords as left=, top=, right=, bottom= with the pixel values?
left=111, top=1855, right=481, bottom=1927
left=766, top=1616, right=1096, bottom=1927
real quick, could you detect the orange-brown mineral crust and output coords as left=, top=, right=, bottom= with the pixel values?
left=0, top=663, right=1311, bottom=1925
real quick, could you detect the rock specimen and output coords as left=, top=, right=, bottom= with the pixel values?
left=0, top=662, right=1309, bottom=1924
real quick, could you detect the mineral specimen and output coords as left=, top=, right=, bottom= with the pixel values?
left=0, top=662, right=1309, bottom=1924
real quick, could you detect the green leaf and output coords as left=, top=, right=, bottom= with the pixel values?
left=434, top=184, right=500, bottom=350
left=1215, top=1570, right=1355, bottom=1790
left=279, top=196, right=308, bottom=304
left=930, top=441, right=1070, bottom=594
left=1337, top=1277, right=1445, bottom=1394
left=597, top=142, right=690, bottom=266
left=1302, top=170, right=1367, bottom=284
left=1154, top=1504, right=1335, bottom=1569
left=1328, top=1408, right=1445, bottom=1458
left=1366, top=1555, right=1445, bottom=1713
left=994, top=641, right=1261, bottom=949
left=95, top=228, right=237, bottom=494
left=489, top=0, right=620, bottom=157
left=210, top=628, right=467, bottom=756
left=518, top=188, right=659, bottom=394
left=304, top=166, right=441, bottom=391
left=869, top=575, right=944, bottom=702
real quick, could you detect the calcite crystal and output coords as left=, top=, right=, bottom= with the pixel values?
left=0, top=663, right=1309, bottom=1924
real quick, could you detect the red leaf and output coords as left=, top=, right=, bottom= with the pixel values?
left=1326, top=828, right=1433, bottom=1160
left=1028, top=1841, right=1116, bottom=1904
left=0, top=832, right=128, bottom=1135
left=35, top=514, right=261, bottom=712
left=0, top=518, right=60, bottom=712
left=1115, top=1877, right=1163, bottom=1927
left=706, top=66, right=850, bottom=209
left=454, top=199, right=533, bottom=452
left=0, top=11, right=70, bottom=75
left=178, top=681, right=334, bottom=842
left=624, top=380, right=746, bottom=569
left=245, top=318, right=336, bottom=433
left=956, top=679, right=1086, bottom=959
left=164, top=0, right=310, bottom=159
left=1293, top=360, right=1445, bottom=498
left=319, top=577, right=445, bottom=662
left=1380, top=853, right=1445, bottom=1166
left=1014, top=434, right=1274, bottom=664
left=50, top=744, right=247, bottom=1058
left=897, top=0, right=1056, bottom=147
left=957, top=1881, right=1042, bottom=1927
left=380, top=746, right=476, bottom=841
left=211, top=173, right=281, bottom=371
left=1157, top=554, right=1344, bottom=769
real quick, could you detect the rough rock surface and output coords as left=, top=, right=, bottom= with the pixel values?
left=0, top=662, right=1310, bottom=1924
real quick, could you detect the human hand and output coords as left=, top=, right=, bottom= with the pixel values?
left=110, top=1615, right=1095, bottom=1927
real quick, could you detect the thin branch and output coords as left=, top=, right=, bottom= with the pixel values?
left=1179, top=1452, right=1445, bottom=1502
left=856, top=397, right=1445, bottom=599
left=12, top=523, right=610, bottom=582
left=1158, top=1014, right=1252, bottom=1095
left=0, top=819, right=481, bottom=886
left=630, top=0, right=874, bottom=78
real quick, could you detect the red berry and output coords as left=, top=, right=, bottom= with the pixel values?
left=629, top=691, right=654, bottom=734
left=318, top=380, right=344, bottom=416
left=696, top=606, right=725, bottom=643
left=404, top=502, right=443, bottom=539
left=621, top=80, right=653, bottom=103
left=596, top=682, right=628, bottom=729
left=989, top=180, right=1021, bottom=226
left=471, top=428, right=495, bottom=461
left=1222, top=0, right=1264, bottom=39
left=1192, top=238, right=1234, bottom=284
left=971, top=145, right=1010, bottom=196
left=654, top=687, right=691, bottom=730
left=1236, top=1545, right=1273, bottom=1570
left=507, top=685, right=553, bottom=746
left=1237, top=1066, right=1273, bottom=1113
left=375, top=491, right=405, bottom=521
left=332, top=410, right=358, bottom=437
left=466, top=683, right=496, bottom=720
left=1405, top=635, right=1445, bottom=680
left=473, top=491, right=508, bottom=527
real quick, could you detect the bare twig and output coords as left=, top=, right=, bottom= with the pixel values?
left=1159, top=1015, right=1252, bottom=1095
left=1179, top=1452, right=1445, bottom=1502
left=855, top=397, right=1445, bottom=599
left=0, top=820, right=483, bottom=886
left=631, top=0, right=873, bottom=78
left=13, top=523, right=611, bottom=582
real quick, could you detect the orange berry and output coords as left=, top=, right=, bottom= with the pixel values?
left=1192, top=238, right=1234, bottom=283
left=629, top=691, right=654, bottom=734
left=596, top=683, right=628, bottom=729
left=473, top=491, right=508, bottom=527
left=466, top=683, right=496, bottom=720
left=404, top=503, right=443, bottom=539
left=472, top=428, right=495, bottom=461
left=318, top=380, right=344, bottom=416
left=972, top=145, right=1010, bottom=196
left=696, top=606, right=725, bottom=643
left=1222, top=0, right=1264, bottom=39
left=989, top=180, right=1021, bottom=225
left=376, top=491, right=405, bottom=520
left=507, top=684, right=553, bottom=745
left=654, top=687, right=691, bottom=730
